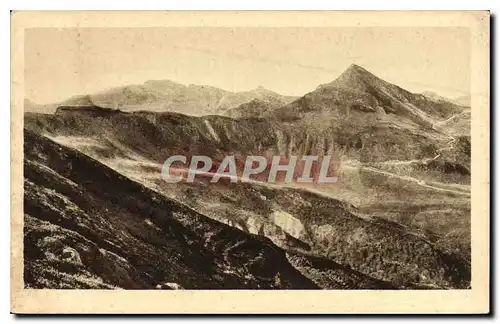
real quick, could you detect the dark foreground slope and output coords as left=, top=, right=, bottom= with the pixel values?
left=24, top=130, right=395, bottom=289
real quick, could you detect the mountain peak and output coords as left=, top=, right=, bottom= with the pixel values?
left=345, top=63, right=367, bottom=72
left=342, top=64, right=376, bottom=79
left=327, top=64, right=383, bottom=91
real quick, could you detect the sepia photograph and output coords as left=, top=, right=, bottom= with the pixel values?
left=10, top=11, right=490, bottom=314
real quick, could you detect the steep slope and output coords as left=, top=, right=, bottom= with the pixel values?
left=224, top=98, right=281, bottom=118
left=24, top=103, right=450, bottom=167
left=270, top=64, right=465, bottom=129
left=327, top=64, right=464, bottom=121
left=25, top=107, right=278, bottom=164
left=24, top=130, right=320, bottom=289
left=261, top=64, right=469, bottom=166
left=24, top=130, right=402, bottom=289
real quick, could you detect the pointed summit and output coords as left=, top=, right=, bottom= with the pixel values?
left=345, top=63, right=370, bottom=73
left=328, top=64, right=380, bottom=90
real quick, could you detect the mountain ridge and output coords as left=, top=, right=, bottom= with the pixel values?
left=25, top=80, right=297, bottom=116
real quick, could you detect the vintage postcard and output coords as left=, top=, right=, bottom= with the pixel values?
left=11, top=11, right=490, bottom=314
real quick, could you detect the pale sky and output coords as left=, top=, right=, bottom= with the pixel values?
left=25, top=27, right=470, bottom=104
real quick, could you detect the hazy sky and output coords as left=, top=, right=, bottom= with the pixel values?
left=25, top=27, right=470, bottom=104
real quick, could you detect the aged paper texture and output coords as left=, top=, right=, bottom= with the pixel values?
left=11, top=11, right=489, bottom=314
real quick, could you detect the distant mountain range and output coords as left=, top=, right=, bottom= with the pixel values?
left=25, top=64, right=470, bottom=119
left=422, top=91, right=471, bottom=107
left=25, top=81, right=297, bottom=116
